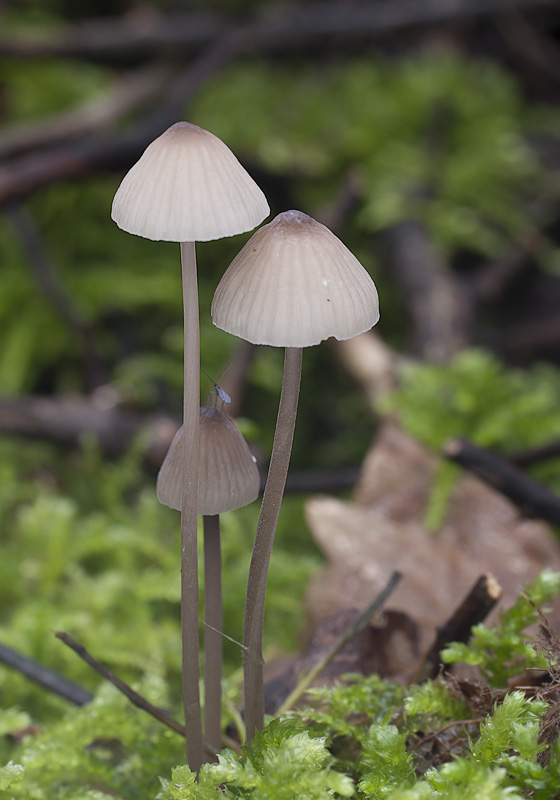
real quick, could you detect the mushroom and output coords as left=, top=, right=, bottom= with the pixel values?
left=111, top=121, right=268, bottom=769
left=211, top=209, right=380, bottom=740
left=156, top=407, right=260, bottom=516
left=157, top=406, right=260, bottom=754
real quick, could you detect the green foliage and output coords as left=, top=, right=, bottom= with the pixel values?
left=0, top=57, right=111, bottom=122
left=382, top=693, right=549, bottom=800
left=0, top=762, right=25, bottom=791
left=442, top=570, right=560, bottom=685
left=384, top=349, right=560, bottom=526
left=0, top=435, right=320, bottom=726
left=417, top=692, right=548, bottom=800
left=385, top=350, right=560, bottom=457
left=158, top=719, right=355, bottom=799
left=358, top=725, right=414, bottom=798
left=2, top=683, right=186, bottom=799
left=193, top=55, right=547, bottom=257
left=301, top=674, right=406, bottom=747
left=1, top=52, right=558, bottom=473
left=4, top=583, right=560, bottom=798
left=154, top=672, right=556, bottom=799
left=403, top=681, right=466, bottom=722
left=4, top=18, right=560, bottom=799
left=471, top=691, right=547, bottom=763
left=423, top=761, right=521, bottom=799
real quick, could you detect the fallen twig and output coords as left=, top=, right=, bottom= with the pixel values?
left=6, top=203, right=108, bottom=390
left=0, top=0, right=555, bottom=63
left=385, top=219, right=471, bottom=362
left=496, top=8, right=560, bottom=88
left=0, top=64, right=174, bottom=160
left=510, top=440, right=560, bottom=468
left=0, top=395, right=179, bottom=469
left=331, top=332, right=400, bottom=408
left=411, top=717, right=484, bottom=750
left=55, top=631, right=186, bottom=735
left=276, top=570, right=402, bottom=714
left=444, top=437, right=560, bottom=526
left=55, top=631, right=241, bottom=755
left=6, top=204, right=91, bottom=333
left=415, top=573, right=503, bottom=682
left=0, top=30, right=244, bottom=206
left=0, top=640, right=93, bottom=706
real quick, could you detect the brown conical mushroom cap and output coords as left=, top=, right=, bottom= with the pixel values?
left=157, top=407, right=260, bottom=515
left=111, top=122, right=269, bottom=243
left=211, top=210, right=379, bottom=347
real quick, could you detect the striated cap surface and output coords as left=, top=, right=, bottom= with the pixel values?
left=111, top=122, right=269, bottom=242
left=157, top=406, right=260, bottom=515
left=211, top=210, right=379, bottom=347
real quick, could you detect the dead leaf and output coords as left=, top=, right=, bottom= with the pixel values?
left=305, top=423, right=560, bottom=651
left=262, top=606, right=420, bottom=712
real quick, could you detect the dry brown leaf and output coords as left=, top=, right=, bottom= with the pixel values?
left=305, top=423, right=560, bottom=650
left=262, top=607, right=420, bottom=711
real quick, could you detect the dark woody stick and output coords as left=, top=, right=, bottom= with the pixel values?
left=415, top=573, right=502, bottom=682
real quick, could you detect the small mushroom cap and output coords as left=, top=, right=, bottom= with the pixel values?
left=111, top=122, right=269, bottom=242
left=156, top=406, right=260, bottom=515
left=211, top=210, right=379, bottom=347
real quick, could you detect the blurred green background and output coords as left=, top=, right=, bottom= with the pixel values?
left=1, top=0, right=560, bottom=794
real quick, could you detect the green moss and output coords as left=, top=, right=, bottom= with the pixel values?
left=442, top=570, right=560, bottom=685
left=383, top=350, right=560, bottom=527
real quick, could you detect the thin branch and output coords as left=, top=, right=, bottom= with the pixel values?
left=55, top=631, right=241, bottom=756
left=55, top=631, right=186, bottom=735
left=470, top=195, right=559, bottom=304
left=384, top=219, right=472, bottom=362
left=331, top=332, right=400, bottom=410
left=415, top=574, right=503, bottom=683
left=0, top=395, right=179, bottom=469
left=0, top=0, right=555, bottom=63
left=411, top=717, right=484, bottom=750
left=0, top=640, right=93, bottom=706
left=510, top=440, right=560, bottom=468
left=315, top=168, right=363, bottom=234
left=2, top=2, right=559, bottom=205
left=6, top=204, right=89, bottom=333
left=496, top=9, right=560, bottom=88
left=283, top=466, right=361, bottom=494
left=470, top=227, right=545, bottom=303
left=277, top=571, right=402, bottom=714
left=0, top=64, right=174, bottom=160
left=0, top=30, right=245, bottom=207
left=0, top=394, right=365, bottom=490
left=0, top=12, right=224, bottom=63
left=8, top=203, right=110, bottom=404
left=498, top=316, right=560, bottom=360
left=444, top=437, right=560, bottom=526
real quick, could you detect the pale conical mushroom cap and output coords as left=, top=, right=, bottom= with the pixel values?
left=111, top=122, right=269, bottom=242
left=157, top=407, right=260, bottom=515
left=211, top=210, right=379, bottom=347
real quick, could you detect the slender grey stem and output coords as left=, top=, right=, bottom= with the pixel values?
left=243, top=346, right=303, bottom=742
left=203, top=513, right=222, bottom=757
left=180, top=241, right=203, bottom=771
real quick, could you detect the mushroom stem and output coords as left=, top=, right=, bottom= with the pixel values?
left=243, top=346, right=303, bottom=741
left=180, top=240, right=203, bottom=771
left=203, top=513, right=223, bottom=756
